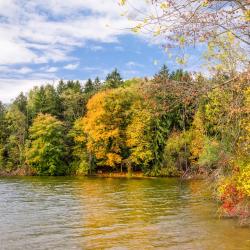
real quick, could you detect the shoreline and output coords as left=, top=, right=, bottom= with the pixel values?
left=0, top=169, right=205, bottom=180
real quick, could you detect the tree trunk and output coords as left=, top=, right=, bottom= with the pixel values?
left=89, top=154, right=92, bottom=175
left=127, top=161, right=132, bottom=177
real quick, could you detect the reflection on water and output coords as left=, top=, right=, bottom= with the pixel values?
left=0, top=177, right=249, bottom=250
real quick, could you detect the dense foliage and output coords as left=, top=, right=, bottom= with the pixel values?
left=0, top=65, right=249, bottom=222
left=25, top=114, right=67, bottom=176
left=117, top=0, right=249, bottom=223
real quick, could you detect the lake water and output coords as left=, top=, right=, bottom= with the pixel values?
left=0, top=177, right=249, bottom=250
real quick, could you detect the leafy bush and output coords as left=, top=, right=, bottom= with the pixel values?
left=162, top=131, right=192, bottom=175
left=189, top=109, right=205, bottom=166
left=69, top=159, right=90, bottom=176
left=237, top=161, right=250, bottom=197
left=217, top=177, right=245, bottom=217
left=198, top=139, right=221, bottom=170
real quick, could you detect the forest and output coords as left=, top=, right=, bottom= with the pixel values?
left=0, top=64, right=249, bottom=220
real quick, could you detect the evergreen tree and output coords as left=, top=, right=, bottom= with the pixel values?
left=94, top=77, right=101, bottom=89
left=13, top=92, right=27, bottom=115
left=105, top=69, right=123, bottom=88
left=57, top=80, right=66, bottom=94
left=27, top=84, right=60, bottom=120
left=84, top=79, right=94, bottom=93
left=154, top=64, right=169, bottom=82
left=60, top=85, right=85, bottom=124
left=170, top=69, right=190, bottom=81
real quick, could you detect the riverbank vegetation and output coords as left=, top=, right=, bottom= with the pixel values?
left=0, top=66, right=249, bottom=222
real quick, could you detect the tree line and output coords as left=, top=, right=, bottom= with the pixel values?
left=0, top=67, right=189, bottom=175
left=0, top=65, right=249, bottom=220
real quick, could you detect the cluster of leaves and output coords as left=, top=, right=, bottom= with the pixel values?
left=0, top=65, right=198, bottom=176
left=176, top=72, right=249, bottom=220
left=78, top=65, right=205, bottom=176
left=25, top=114, right=67, bottom=175
left=120, top=1, right=250, bottom=48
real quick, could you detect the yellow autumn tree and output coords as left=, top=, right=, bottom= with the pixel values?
left=69, top=118, right=90, bottom=175
left=126, top=99, right=154, bottom=169
left=235, top=84, right=250, bottom=197
left=237, top=85, right=250, bottom=159
left=83, top=88, right=135, bottom=168
left=190, top=109, right=206, bottom=166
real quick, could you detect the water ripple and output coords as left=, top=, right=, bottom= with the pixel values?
left=0, top=177, right=249, bottom=250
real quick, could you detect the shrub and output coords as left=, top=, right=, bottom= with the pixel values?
left=162, top=131, right=192, bottom=175
left=198, top=138, right=221, bottom=170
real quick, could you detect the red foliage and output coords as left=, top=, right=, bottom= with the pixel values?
left=220, top=183, right=245, bottom=217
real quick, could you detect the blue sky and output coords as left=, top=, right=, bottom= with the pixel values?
left=0, top=0, right=204, bottom=103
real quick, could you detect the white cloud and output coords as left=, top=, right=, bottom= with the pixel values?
left=0, top=0, right=150, bottom=102
left=17, top=67, right=33, bottom=74
left=0, top=79, right=55, bottom=103
left=122, top=69, right=140, bottom=77
left=82, top=66, right=99, bottom=72
left=90, top=45, right=104, bottom=51
left=0, top=0, right=136, bottom=66
left=46, top=67, right=58, bottom=73
left=126, top=61, right=143, bottom=68
left=0, top=28, right=37, bottom=65
left=39, top=66, right=58, bottom=73
left=64, top=63, right=79, bottom=70
left=0, top=66, right=33, bottom=75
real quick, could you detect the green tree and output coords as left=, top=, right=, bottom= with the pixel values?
left=13, top=92, right=27, bottom=115
left=94, top=77, right=101, bottom=89
left=105, top=69, right=123, bottom=88
left=0, top=102, right=6, bottom=144
left=153, top=64, right=169, bottom=82
left=163, top=130, right=192, bottom=176
left=57, top=79, right=66, bottom=95
left=169, top=69, right=190, bottom=82
left=26, top=113, right=67, bottom=175
left=5, top=105, right=27, bottom=170
left=69, top=118, right=91, bottom=175
left=84, top=78, right=95, bottom=94
left=59, top=84, right=85, bottom=124
left=0, top=102, right=7, bottom=169
left=27, top=84, right=60, bottom=120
